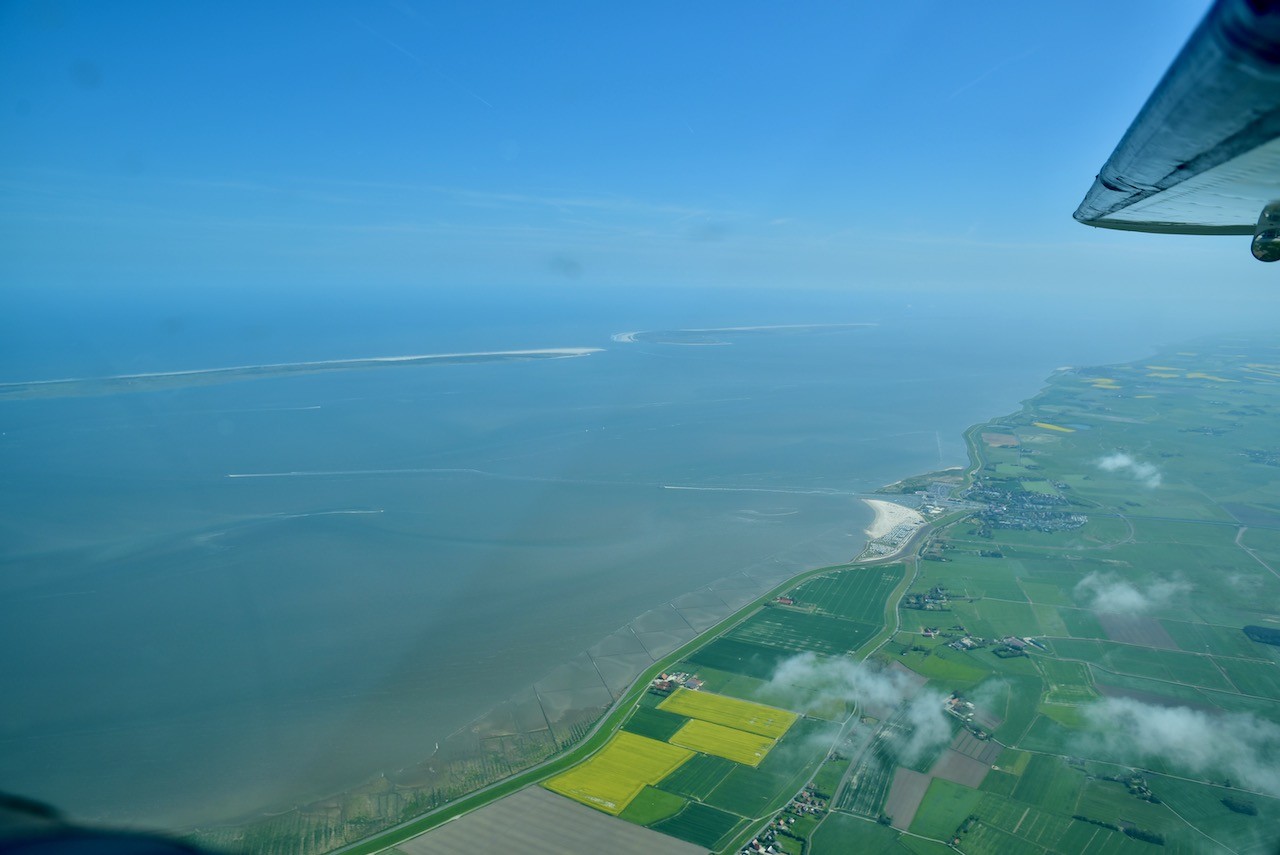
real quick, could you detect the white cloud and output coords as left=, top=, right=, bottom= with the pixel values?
left=763, top=653, right=951, bottom=764
left=1080, top=698, right=1280, bottom=796
left=1097, top=452, right=1162, bottom=488
left=1074, top=571, right=1190, bottom=614
left=1225, top=572, right=1262, bottom=594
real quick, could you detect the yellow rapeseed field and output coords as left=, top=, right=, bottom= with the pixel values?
left=543, top=731, right=691, bottom=814
left=669, top=719, right=777, bottom=767
left=658, top=687, right=796, bottom=738
left=1030, top=421, right=1075, bottom=433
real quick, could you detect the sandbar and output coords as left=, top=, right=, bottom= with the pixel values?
left=0, top=347, right=602, bottom=401
left=612, top=323, right=876, bottom=346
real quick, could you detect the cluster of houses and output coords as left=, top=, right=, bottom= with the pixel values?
left=739, top=786, right=828, bottom=855
left=902, top=585, right=949, bottom=611
left=648, top=671, right=703, bottom=696
left=965, top=478, right=1087, bottom=533
left=993, top=635, right=1047, bottom=658
left=1096, top=771, right=1162, bottom=804
left=944, top=693, right=976, bottom=722
left=914, top=627, right=1046, bottom=671
left=739, top=816, right=795, bottom=855
left=918, top=480, right=975, bottom=516
left=943, top=632, right=1044, bottom=655
left=1245, top=447, right=1280, bottom=466
left=740, top=837, right=783, bottom=854
left=786, top=784, right=827, bottom=818
left=943, top=694, right=993, bottom=740
left=947, top=635, right=986, bottom=652
left=992, top=639, right=1028, bottom=658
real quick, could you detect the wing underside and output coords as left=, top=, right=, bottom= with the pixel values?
left=1075, top=0, right=1280, bottom=239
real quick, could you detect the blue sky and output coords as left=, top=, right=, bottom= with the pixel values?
left=2, top=0, right=1275, bottom=303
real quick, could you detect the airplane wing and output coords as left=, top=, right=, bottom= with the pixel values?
left=1074, top=0, right=1280, bottom=260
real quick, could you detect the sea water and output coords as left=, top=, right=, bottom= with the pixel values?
left=0, top=285, right=1222, bottom=829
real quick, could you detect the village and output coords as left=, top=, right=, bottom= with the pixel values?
left=964, top=477, right=1087, bottom=533
left=738, top=785, right=829, bottom=855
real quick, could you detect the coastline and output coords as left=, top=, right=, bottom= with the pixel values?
left=325, top=513, right=937, bottom=855
left=190, top=494, right=879, bottom=845
left=310, top=500, right=939, bottom=855
left=100, top=327, right=1275, bottom=855
left=858, top=498, right=928, bottom=561
left=861, top=498, right=925, bottom=540
left=174, top=330, right=1028, bottom=852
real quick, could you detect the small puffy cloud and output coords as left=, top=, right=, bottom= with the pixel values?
left=968, top=678, right=1009, bottom=712
left=1079, top=698, right=1280, bottom=797
left=763, top=653, right=950, bottom=765
left=1097, top=452, right=1162, bottom=487
left=1074, top=571, right=1190, bottom=614
left=1225, top=572, right=1262, bottom=594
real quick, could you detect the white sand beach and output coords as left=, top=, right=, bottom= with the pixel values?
left=862, top=498, right=925, bottom=539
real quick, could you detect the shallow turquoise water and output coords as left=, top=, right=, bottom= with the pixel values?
left=0, top=288, right=1183, bottom=827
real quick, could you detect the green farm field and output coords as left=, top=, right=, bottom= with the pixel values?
left=788, top=564, right=906, bottom=623
left=909, top=778, right=982, bottom=839
left=651, top=802, right=745, bottom=850
left=854, top=342, right=1280, bottom=855
left=616, top=785, right=685, bottom=825
left=811, top=813, right=953, bottom=854
left=621, top=705, right=689, bottom=741
left=701, top=717, right=835, bottom=816
left=726, top=607, right=878, bottom=657
left=655, top=753, right=736, bottom=800
left=530, top=339, right=1280, bottom=855
left=687, top=636, right=793, bottom=680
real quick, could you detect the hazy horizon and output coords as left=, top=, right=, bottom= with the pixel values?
left=3, top=0, right=1279, bottom=843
